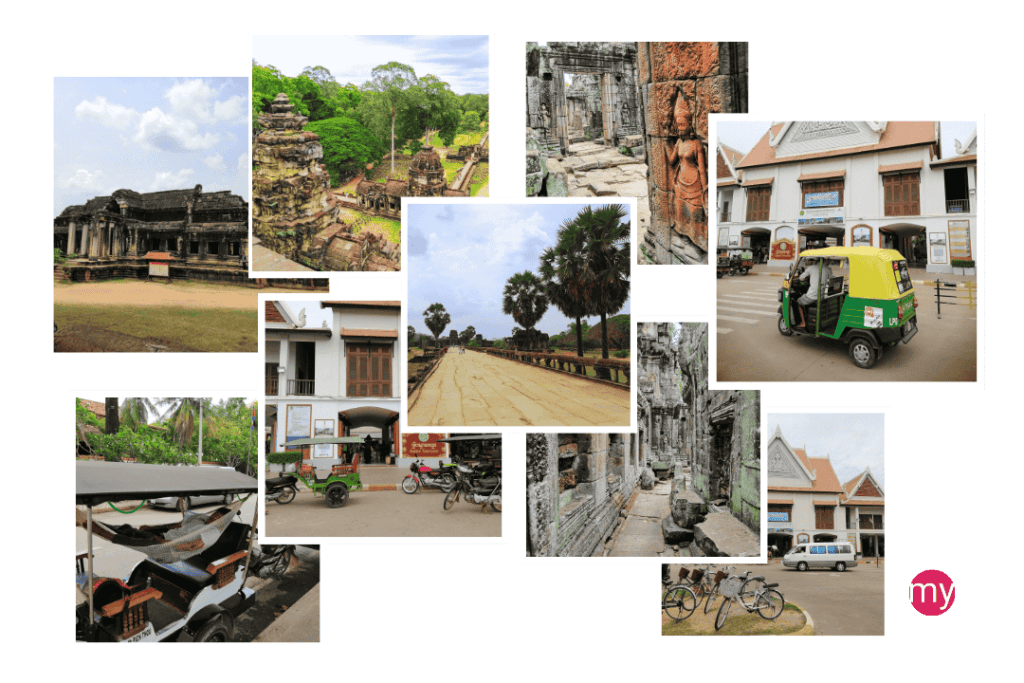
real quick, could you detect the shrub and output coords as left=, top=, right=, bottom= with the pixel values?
left=951, top=259, right=975, bottom=268
left=613, top=349, right=629, bottom=359
left=267, top=451, right=303, bottom=465
left=54, top=248, right=66, bottom=265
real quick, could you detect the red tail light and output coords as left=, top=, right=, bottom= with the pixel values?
left=913, top=297, right=919, bottom=309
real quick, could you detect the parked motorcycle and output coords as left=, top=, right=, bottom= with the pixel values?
left=249, top=544, right=296, bottom=578
left=265, top=473, right=298, bottom=505
left=443, top=461, right=501, bottom=512
left=402, top=459, right=457, bottom=494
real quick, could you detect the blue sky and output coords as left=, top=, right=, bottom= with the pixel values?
left=717, top=121, right=977, bottom=161
left=408, top=203, right=632, bottom=340
left=253, top=35, right=489, bottom=95
left=768, top=413, right=885, bottom=489
left=54, top=77, right=249, bottom=217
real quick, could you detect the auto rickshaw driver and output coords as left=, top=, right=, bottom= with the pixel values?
left=794, top=257, right=832, bottom=329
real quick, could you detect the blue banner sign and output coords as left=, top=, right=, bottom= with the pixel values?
left=768, top=512, right=789, bottom=522
left=805, top=191, right=839, bottom=208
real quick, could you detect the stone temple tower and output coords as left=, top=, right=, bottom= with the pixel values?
left=407, top=146, right=448, bottom=197
left=252, top=93, right=342, bottom=265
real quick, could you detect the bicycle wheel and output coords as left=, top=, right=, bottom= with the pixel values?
left=715, top=597, right=732, bottom=631
left=662, top=586, right=697, bottom=622
left=738, top=577, right=766, bottom=612
left=703, top=583, right=720, bottom=614
left=756, top=589, right=785, bottom=620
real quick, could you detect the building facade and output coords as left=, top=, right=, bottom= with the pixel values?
left=716, top=122, right=977, bottom=274
left=766, top=426, right=885, bottom=556
left=264, top=300, right=403, bottom=466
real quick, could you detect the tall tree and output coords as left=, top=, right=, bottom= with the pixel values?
left=304, top=116, right=384, bottom=185
left=157, top=397, right=213, bottom=449
left=459, top=325, right=477, bottom=345
left=539, top=240, right=593, bottom=371
left=572, top=204, right=631, bottom=361
left=362, top=62, right=417, bottom=173
left=423, top=303, right=451, bottom=346
left=120, top=397, right=161, bottom=431
left=502, top=271, right=549, bottom=349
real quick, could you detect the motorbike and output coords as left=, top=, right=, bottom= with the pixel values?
left=265, top=473, right=299, bottom=504
left=443, top=461, right=501, bottom=512
left=402, top=459, right=457, bottom=494
left=249, top=543, right=297, bottom=578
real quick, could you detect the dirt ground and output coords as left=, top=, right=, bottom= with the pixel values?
left=55, top=281, right=260, bottom=308
left=408, top=349, right=630, bottom=427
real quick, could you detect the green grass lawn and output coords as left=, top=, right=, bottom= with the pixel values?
left=470, top=162, right=489, bottom=196
left=352, top=216, right=401, bottom=244
left=55, top=304, right=256, bottom=352
left=662, top=600, right=804, bottom=636
left=441, top=159, right=465, bottom=184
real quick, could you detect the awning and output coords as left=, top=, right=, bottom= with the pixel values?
left=437, top=434, right=502, bottom=442
left=742, top=177, right=774, bottom=187
left=797, top=170, right=846, bottom=182
left=76, top=461, right=257, bottom=507
left=878, top=161, right=923, bottom=174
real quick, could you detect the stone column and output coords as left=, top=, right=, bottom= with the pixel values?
left=68, top=221, right=76, bottom=256
left=638, top=42, right=747, bottom=265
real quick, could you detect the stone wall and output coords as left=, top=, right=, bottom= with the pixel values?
left=526, top=433, right=638, bottom=557
left=636, top=43, right=748, bottom=265
left=637, top=322, right=685, bottom=466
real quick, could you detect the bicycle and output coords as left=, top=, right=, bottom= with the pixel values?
left=714, top=571, right=785, bottom=631
left=701, top=565, right=736, bottom=615
left=662, top=571, right=698, bottom=622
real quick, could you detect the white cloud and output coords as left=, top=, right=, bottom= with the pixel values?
left=62, top=169, right=106, bottom=190
left=204, top=153, right=226, bottom=171
left=214, top=96, right=246, bottom=122
left=165, top=79, right=246, bottom=123
left=151, top=168, right=195, bottom=191
left=74, top=96, right=139, bottom=129
left=134, top=107, right=220, bottom=152
left=237, top=153, right=248, bottom=170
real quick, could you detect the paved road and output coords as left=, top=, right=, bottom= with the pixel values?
left=235, top=546, right=320, bottom=642
left=606, top=481, right=669, bottom=557
left=716, top=273, right=976, bottom=380
left=408, top=349, right=630, bottom=427
left=663, top=560, right=883, bottom=635
left=266, top=486, right=501, bottom=538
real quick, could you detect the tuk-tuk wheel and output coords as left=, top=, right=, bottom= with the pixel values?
left=325, top=482, right=349, bottom=508
left=741, top=267, right=749, bottom=275
left=717, top=271, right=724, bottom=279
left=192, top=617, right=231, bottom=642
left=848, top=339, right=878, bottom=369
left=777, top=315, right=793, bottom=337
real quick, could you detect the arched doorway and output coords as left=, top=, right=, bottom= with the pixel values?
left=768, top=532, right=793, bottom=556
left=798, top=224, right=845, bottom=251
left=741, top=227, right=770, bottom=263
left=813, top=533, right=837, bottom=542
left=879, top=223, right=927, bottom=267
left=339, top=406, right=400, bottom=465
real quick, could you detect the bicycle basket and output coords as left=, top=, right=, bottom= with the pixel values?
left=720, top=576, right=744, bottom=599
left=714, top=571, right=727, bottom=584
left=678, top=567, right=690, bottom=581
left=690, top=569, right=705, bottom=583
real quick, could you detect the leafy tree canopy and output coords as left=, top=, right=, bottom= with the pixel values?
left=304, top=116, right=384, bottom=186
left=423, top=303, right=451, bottom=342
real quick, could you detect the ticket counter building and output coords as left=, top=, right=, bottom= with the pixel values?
left=716, top=122, right=977, bottom=274
left=766, top=426, right=884, bottom=557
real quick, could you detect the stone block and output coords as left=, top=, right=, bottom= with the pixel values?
left=640, top=467, right=656, bottom=490
left=545, top=158, right=569, bottom=197
left=670, top=483, right=706, bottom=527
left=637, top=42, right=651, bottom=84
left=650, top=42, right=720, bottom=82
left=648, top=81, right=695, bottom=138
left=526, top=150, right=541, bottom=174
left=661, top=516, right=694, bottom=545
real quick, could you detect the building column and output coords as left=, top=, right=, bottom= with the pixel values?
left=67, top=221, right=77, bottom=256
left=278, top=337, right=289, bottom=397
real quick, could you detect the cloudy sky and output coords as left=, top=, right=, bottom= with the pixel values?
left=768, top=413, right=885, bottom=488
left=253, top=35, right=488, bottom=95
left=717, top=121, right=977, bottom=162
left=408, top=202, right=632, bottom=340
left=54, top=77, right=249, bottom=217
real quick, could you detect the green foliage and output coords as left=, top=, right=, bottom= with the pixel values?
left=951, top=259, right=975, bottom=268
left=459, top=325, right=477, bottom=345
left=54, top=248, right=66, bottom=265
left=458, top=93, right=489, bottom=121
left=503, top=271, right=549, bottom=340
left=459, top=110, right=480, bottom=133
left=492, top=339, right=505, bottom=349
left=613, top=349, right=629, bottom=359
left=468, top=338, right=481, bottom=347
left=407, top=138, right=425, bottom=156
left=304, top=116, right=384, bottom=186
left=423, top=303, right=451, bottom=342
left=87, top=426, right=198, bottom=465
left=266, top=451, right=302, bottom=465
left=76, top=399, right=103, bottom=430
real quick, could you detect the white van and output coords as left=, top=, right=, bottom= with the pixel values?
left=783, top=542, right=857, bottom=572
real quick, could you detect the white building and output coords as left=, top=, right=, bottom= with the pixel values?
left=716, top=122, right=977, bottom=274
left=264, top=300, right=403, bottom=467
left=766, top=427, right=885, bottom=557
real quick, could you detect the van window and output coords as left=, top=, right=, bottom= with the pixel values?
left=810, top=546, right=826, bottom=554
left=841, top=545, right=852, bottom=553
left=827, top=545, right=838, bottom=554
left=789, top=545, right=805, bottom=554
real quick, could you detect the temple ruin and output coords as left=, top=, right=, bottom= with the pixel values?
left=525, top=42, right=749, bottom=265
left=53, top=185, right=249, bottom=283
left=253, top=94, right=399, bottom=271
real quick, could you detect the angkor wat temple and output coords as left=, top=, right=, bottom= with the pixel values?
left=53, top=184, right=249, bottom=282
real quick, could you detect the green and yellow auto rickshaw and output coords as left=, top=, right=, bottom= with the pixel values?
left=777, top=247, right=919, bottom=369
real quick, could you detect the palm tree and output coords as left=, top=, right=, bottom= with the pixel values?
left=157, top=397, right=213, bottom=449
left=423, top=303, right=451, bottom=346
left=502, top=271, right=549, bottom=349
left=539, top=240, right=592, bottom=373
left=120, top=397, right=161, bottom=431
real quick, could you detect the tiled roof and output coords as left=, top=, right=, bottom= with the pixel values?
left=813, top=500, right=838, bottom=506
left=742, top=177, right=774, bottom=187
left=931, top=154, right=977, bottom=167
left=717, top=179, right=740, bottom=186
left=341, top=328, right=399, bottom=338
left=768, top=448, right=845, bottom=494
left=265, top=301, right=285, bottom=324
left=767, top=499, right=794, bottom=505
left=841, top=499, right=885, bottom=507
left=797, top=170, right=846, bottom=182
left=878, top=161, right=923, bottom=173
left=321, top=301, right=401, bottom=309
left=141, top=252, right=173, bottom=260
left=79, top=399, right=106, bottom=418
left=737, top=121, right=937, bottom=169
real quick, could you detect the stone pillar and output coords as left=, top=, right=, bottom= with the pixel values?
left=638, top=43, right=747, bottom=265
left=80, top=223, right=90, bottom=256
left=68, top=221, right=76, bottom=256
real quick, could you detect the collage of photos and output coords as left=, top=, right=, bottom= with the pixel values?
left=47, top=21, right=988, bottom=668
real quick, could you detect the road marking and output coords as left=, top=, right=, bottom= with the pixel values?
left=718, top=328, right=733, bottom=334
left=717, top=305, right=776, bottom=317
left=719, top=298, right=779, bottom=309
left=717, top=314, right=760, bottom=324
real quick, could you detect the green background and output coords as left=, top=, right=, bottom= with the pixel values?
left=36, top=1, right=995, bottom=667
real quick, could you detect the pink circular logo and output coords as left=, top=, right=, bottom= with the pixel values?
left=910, top=570, right=954, bottom=616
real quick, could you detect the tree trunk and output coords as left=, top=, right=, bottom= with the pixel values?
left=105, top=398, right=119, bottom=435
left=390, top=105, right=396, bottom=174
left=574, top=316, right=584, bottom=374
left=596, top=312, right=611, bottom=380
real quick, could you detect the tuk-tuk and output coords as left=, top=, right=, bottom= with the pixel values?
left=729, top=248, right=754, bottom=275
left=716, top=251, right=731, bottom=278
left=777, top=247, right=918, bottom=369
left=276, top=436, right=365, bottom=507
left=76, top=461, right=259, bottom=642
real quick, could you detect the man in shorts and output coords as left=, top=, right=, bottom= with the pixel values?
left=795, top=258, right=831, bottom=329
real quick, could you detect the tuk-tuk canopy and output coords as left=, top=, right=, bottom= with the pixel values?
left=798, top=246, right=911, bottom=300
left=76, top=460, right=257, bottom=507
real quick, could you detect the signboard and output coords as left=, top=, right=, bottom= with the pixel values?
left=768, top=512, right=790, bottom=522
left=805, top=191, right=839, bottom=208
left=400, top=433, right=448, bottom=459
left=286, top=404, right=311, bottom=438
left=728, top=235, right=740, bottom=246
left=770, top=238, right=796, bottom=261
left=929, top=232, right=948, bottom=265
left=148, top=261, right=169, bottom=277
left=798, top=206, right=844, bottom=225
left=314, top=419, right=334, bottom=437
left=948, top=220, right=972, bottom=260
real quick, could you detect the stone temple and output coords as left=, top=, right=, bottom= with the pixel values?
left=253, top=93, right=399, bottom=271
left=525, top=42, right=749, bottom=265
left=53, top=184, right=249, bottom=282
left=354, top=145, right=461, bottom=220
